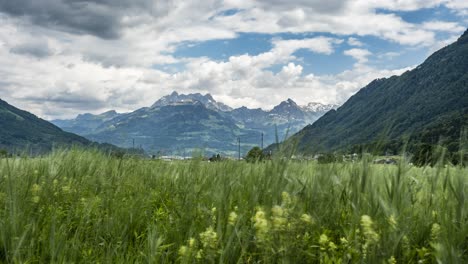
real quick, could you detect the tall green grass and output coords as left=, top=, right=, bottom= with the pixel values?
left=0, top=149, right=466, bottom=263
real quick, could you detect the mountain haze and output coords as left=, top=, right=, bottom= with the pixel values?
left=53, top=110, right=121, bottom=135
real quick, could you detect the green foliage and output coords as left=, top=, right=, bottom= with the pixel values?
left=317, top=153, right=343, bottom=164
left=0, top=149, right=7, bottom=157
left=245, top=146, right=264, bottom=162
left=0, top=149, right=466, bottom=263
left=209, top=154, right=222, bottom=162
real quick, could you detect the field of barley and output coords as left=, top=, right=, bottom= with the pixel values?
left=0, top=149, right=466, bottom=263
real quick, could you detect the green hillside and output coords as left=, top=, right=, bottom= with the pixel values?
left=0, top=99, right=131, bottom=155
left=285, top=29, right=468, bottom=156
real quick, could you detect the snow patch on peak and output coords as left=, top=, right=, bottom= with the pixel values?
left=301, top=102, right=338, bottom=112
left=151, top=92, right=233, bottom=112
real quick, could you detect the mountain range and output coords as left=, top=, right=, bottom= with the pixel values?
left=52, top=92, right=337, bottom=156
left=7, top=29, right=467, bottom=159
left=278, top=29, right=468, bottom=156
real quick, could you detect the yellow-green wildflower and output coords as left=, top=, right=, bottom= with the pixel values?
left=62, top=185, right=71, bottom=194
left=196, top=249, right=203, bottom=259
left=430, top=223, right=441, bottom=241
left=300, top=213, right=313, bottom=224
left=31, top=183, right=41, bottom=195
left=388, top=214, right=397, bottom=230
left=188, top=238, right=196, bottom=248
left=211, top=207, right=217, bottom=223
left=228, top=211, right=238, bottom=226
left=253, top=208, right=269, bottom=242
left=340, top=237, right=348, bottom=245
left=271, top=205, right=287, bottom=230
left=319, top=234, right=329, bottom=250
left=361, top=215, right=380, bottom=244
left=281, top=191, right=292, bottom=206
left=199, top=226, right=218, bottom=249
left=32, top=196, right=40, bottom=203
left=178, top=245, right=188, bottom=257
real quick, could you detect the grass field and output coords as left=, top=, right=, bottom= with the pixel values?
left=0, top=149, right=466, bottom=263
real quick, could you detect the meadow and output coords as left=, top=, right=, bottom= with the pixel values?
left=0, top=149, right=466, bottom=263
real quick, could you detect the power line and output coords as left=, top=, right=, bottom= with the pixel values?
left=237, top=137, right=241, bottom=160
left=261, top=132, right=264, bottom=150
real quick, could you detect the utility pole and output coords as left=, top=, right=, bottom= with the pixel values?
left=261, top=132, right=264, bottom=150
left=238, top=137, right=241, bottom=161
left=133, top=139, right=135, bottom=149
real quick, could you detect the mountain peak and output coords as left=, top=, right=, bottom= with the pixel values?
left=458, top=28, right=468, bottom=44
left=104, top=110, right=117, bottom=115
left=276, top=98, right=298, bottom=107
left=270, top=98, right=304, bottom=119
left=151, top=92, right=233, bottom=111
left=205, top=93, right=215, bottom=101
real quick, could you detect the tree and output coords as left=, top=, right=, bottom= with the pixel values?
left=209, top=154, right=222, bottom=162
left=0, top=149, right=8, bottom=158
left=317, top=153, right=338, bottom=164
left=245, top=147, right=264, bottom=163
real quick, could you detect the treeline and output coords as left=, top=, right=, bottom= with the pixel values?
left=341, top=112, right=467, bottom=166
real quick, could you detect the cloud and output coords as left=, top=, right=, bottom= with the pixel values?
left=0, top=0, right=466, bottom=119
left=445, top=0, right=468, bottom=9
left=344, top=48, right=372, bottom=64
left=0, top=0, right=190, bottom=39
left=347, top=37, right=364, bottom=47
left=10, top=40, right=54, bottom=58
left=422, top=21, right=466, bottom=33
left=377, top=51, right=402, bottom=60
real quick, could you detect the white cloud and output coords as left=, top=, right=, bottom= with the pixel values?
left=358, top=0, right=446, bottom=11
left=344, top=48, right=372, bottom=64
left=445, top=0, right=468, bottom=9
left=422, top=21, right=465, bottom=33
left=377, top=51, right=402, bottom=60
left=212, top=1, right=462, bottom=46
left=0, top=0, right=466, bottom=119
left=348, top=37, right=364, bottom=47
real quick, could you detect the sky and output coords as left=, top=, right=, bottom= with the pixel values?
left=0, top=0, right=466, bottom=119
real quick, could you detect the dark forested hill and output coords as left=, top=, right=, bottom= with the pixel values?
left=284, top=29, right=468, bottom=155
left=0, top=99, right=92, bottom=154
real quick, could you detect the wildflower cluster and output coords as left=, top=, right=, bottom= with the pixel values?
left=360, top=215, right=380, bottom=259
left=31, top=183, right=41, bottom=203
left=253, top=207, right=269, bottom=243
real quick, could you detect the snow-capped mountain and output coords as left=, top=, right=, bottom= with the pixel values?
left=52, top=92, right=339, bottom=155
left=151, top=91, right=233, bottom=112
left=301, top=102, right=338, bottom=112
